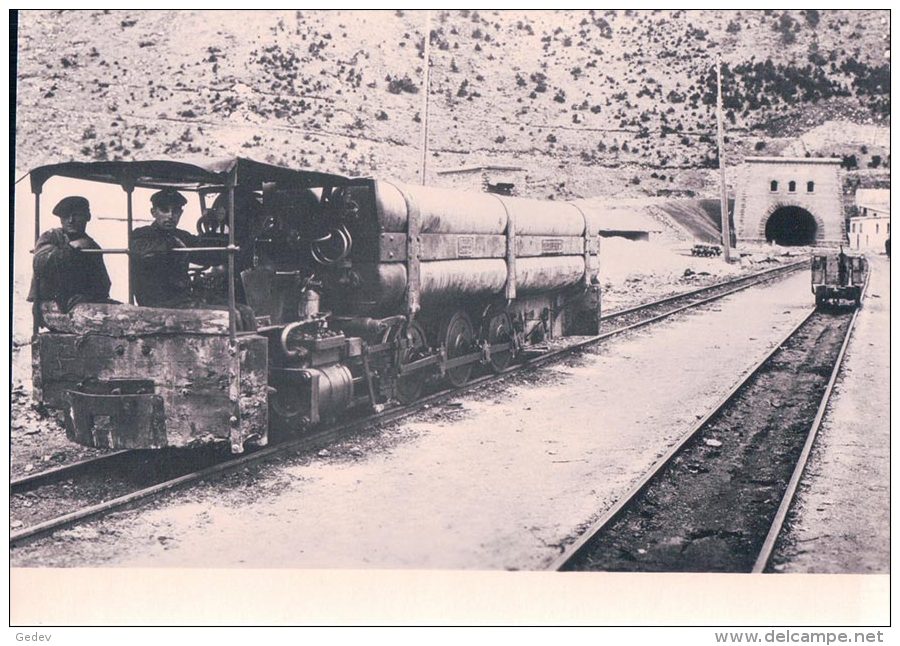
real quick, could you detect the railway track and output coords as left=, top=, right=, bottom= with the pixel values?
left=550, top=278, right=866, bottom=572
left=10, top=259, right=805, bottom=548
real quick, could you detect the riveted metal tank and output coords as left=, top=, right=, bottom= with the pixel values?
left=330, top=180, right=596, bottom=316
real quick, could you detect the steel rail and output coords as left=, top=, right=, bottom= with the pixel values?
left=10, top=261, right=804, bottom=548
left=525, top=261, right=805, bottom=370
left=547, top=307, right=818, bottom=571
left=751, top=269, right=871, bottom=573
left=10, top=451, right=132, bottom=495
left=601, top=259, right=806, bottom=321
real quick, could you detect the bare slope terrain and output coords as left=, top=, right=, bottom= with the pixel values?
left=16, top=10, right=889, bottom=198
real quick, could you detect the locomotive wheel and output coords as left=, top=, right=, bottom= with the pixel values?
left=395, top=321, right=428, bottom=404
left=442, top=311, right=475, bottom=387
left=484, top=310, right=514, bottom=373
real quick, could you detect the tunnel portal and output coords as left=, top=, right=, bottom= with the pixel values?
left=764, top=206, right=818, bottom=246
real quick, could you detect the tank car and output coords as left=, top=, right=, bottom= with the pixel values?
left=26, top=158, right=601, bottom=453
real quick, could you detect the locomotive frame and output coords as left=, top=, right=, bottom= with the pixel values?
left=27, top=158, right=602, bottom=452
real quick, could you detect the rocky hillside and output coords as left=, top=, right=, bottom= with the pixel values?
left=15, top=9, right=890, bottom=199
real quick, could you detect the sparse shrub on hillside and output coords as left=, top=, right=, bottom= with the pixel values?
left=868, top=155, right=882, bottom=168
left=375, top=110, right=389, bottom=121
left=726, top=20, right=741, bottom=34
left=754, top=141, right=766, bottom=151
left=803, top=9, right=820, bottom=28
left=841, top=57, right=890, bottom=116
left=688, top=25, right=708, bottom=41
left=530, top=72, right=548, bottom=93
left=589, top=14, right=613, bottom=39
left=699, top=58, right=859, bottom=121
left=841, top=154, right=858, bottom=170
left=430, top=28, right=451, bottom=51
left=81, top=141, right=108, bottom=160
left=773, top=12, right=800, bottom=45
left=807, top=46, right=828, bottom=67
left=386, top=74, right=419, bottom=94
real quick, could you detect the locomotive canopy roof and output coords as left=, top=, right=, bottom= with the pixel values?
left=28, top=157, right=355, bottom=194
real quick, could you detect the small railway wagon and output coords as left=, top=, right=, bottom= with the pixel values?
left=811, top=251, right=867, bottom=308
left=27, top=158, right=603, bottom=453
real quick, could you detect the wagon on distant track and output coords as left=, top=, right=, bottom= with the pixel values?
left=691, top=243, right=722, bottom=257
left=811, top=251, right=867, bottom=308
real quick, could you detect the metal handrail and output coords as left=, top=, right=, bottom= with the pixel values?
left=76, top=246, right=241, bottom=254
left=30, top=166, right=244, bottom=344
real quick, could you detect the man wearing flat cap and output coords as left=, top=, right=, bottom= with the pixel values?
left=131, top=188, right=200, bottom=308
left=28, top=196, right=112, bottom=312
left=130, top=189, right=256, bottom=329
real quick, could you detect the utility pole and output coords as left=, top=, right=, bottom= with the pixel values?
left=715, top=53, right=733, bottom=262
left=419, top=10, right=432, bottom=185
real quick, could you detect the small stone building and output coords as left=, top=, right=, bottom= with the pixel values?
left=733, top=157, right=846, bottom=247
left=435, top=165, right=525, bottom=195
left=849, top=202, right=890, bottom=253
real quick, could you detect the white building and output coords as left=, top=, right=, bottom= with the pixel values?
left=849, top=201, right=890, bottom=253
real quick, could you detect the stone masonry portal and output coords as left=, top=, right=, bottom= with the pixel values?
left=733, top=157, right=846, bottom=247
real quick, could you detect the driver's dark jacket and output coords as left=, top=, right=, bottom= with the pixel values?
left=28, top=228, right=111, bottom=312
left=130, top=224, right=201, bottom=307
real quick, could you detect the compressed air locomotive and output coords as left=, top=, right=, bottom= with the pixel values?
left=259, top=178, right=602, bottom=430
left=28, top=159, right=601, bottom=452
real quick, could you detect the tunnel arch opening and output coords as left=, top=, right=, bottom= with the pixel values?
left=765, top=206, right=818, bottom=246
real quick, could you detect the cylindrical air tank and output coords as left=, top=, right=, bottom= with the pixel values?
left=333, top=181, right=594, bottom=315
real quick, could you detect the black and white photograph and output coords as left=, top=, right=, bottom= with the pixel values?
left=9, top=8, right=891, bottom=628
